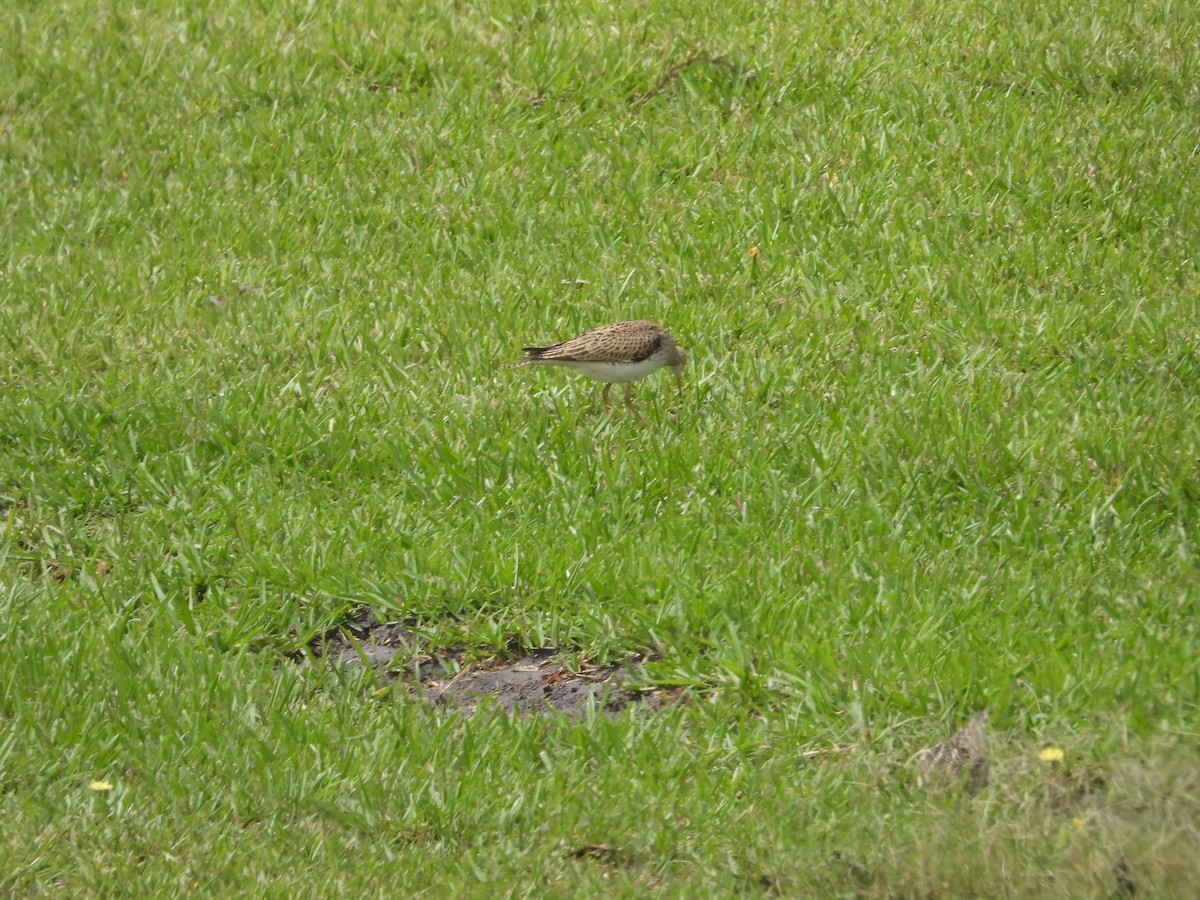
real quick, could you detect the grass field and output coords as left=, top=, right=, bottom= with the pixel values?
left=2, top=0, right=1199, bottom=893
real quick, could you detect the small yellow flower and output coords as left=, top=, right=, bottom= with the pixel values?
left=1038, top=746, right=1064, bottom=763
left=1071, top=817, right=1084, bottom=830
left=748, top=246, right=760, bottom=258
left=89, top=780, right=114, bottom=791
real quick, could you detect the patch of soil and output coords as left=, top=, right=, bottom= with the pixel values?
left=311, top=611, right=675, bottom=717
left=321, top=616, right=422, bottom=671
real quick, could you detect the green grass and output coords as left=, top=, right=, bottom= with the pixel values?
left=2, top=0, right=1199, bottom=893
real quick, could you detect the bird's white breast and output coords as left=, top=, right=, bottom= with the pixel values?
left=569, top=352, right=669, bottom=383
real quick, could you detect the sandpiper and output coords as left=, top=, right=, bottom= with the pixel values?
left=912, top=711, right=990, bottom=794
left=503, top=320, right=687, bottom=411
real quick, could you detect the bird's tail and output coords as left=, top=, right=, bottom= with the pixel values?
left=501, top=346, right=556, bottom=369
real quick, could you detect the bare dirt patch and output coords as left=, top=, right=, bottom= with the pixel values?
left=311, top=611, right=676, bottom=716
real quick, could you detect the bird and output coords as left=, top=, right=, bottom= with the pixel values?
left=502, top=321, right=687, bottom=412
left=912, top=710, right=990, bottom=794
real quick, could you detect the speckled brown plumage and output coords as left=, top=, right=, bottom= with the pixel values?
left=503, top=321, right=687, bottom=412
left=912, top=711, right=990, bottom=794
left=519, top=320, right=670, bottom=364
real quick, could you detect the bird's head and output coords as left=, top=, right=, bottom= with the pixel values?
left=667, top=342, right=687, bottom=392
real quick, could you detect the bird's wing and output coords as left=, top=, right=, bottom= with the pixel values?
left=528, top=322, right=664, bottom=363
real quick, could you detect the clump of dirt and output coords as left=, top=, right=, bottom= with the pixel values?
left=310, top=611, right=676, bottom=717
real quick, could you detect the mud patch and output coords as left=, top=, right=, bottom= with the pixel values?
left=321, top=616, right=421, bottom=671
left=421, top=648, right=642, bottom=716
left=311, top=611, right=675, bottom=717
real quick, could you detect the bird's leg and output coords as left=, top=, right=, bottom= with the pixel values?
left=601, top=383, right=612, bottom=410
left=624, top=384, right=643, bottom=420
